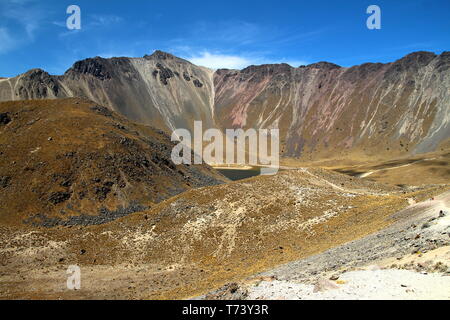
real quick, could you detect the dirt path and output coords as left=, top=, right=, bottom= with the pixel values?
left=300, top=168, right=390, bottom=196
left=357, top=158, right=437, bottom=178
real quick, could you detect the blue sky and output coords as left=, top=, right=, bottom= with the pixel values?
left=0, top=0, right=449, bottom=77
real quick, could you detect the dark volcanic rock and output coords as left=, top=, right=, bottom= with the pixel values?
left=237, top=64, right=293, bottom=83
left=24, top=201, right=149, bottom=227
left=183, top=72, right=191, bottom=81
left=342, top=62, right=385, bottom=81
left=94, top=184, right=112, bottom=201
left=385, top=51, right=437, bottom=80
left=146, top=50, right=178, bottom=60
left=193, top=79, right=203, bottom=88
left=436, top=51, right=450, bottom=72
left=90, top=105, right=112, bottom=117
left=307, top=61, right=341, bottom=70
left=66, top=57, right=112, bottom=80
left=48, top=191, right=72, bottom=205
left=156, top=63, right=174, bottom=85
left=0, top=112, right=11, bottom=125
left=0, top=176, right=11, bottom=188
left=242, top=63, right=292, bottom=76
left=15, top=69, right=60, bottom=99
left=204, top=282, right=248, bottom=300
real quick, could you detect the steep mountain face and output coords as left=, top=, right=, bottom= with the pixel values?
left=1, top=50, right=449, bottom=161
left=0, top=98, right=226, bottom=226
left=214, top=51, right=450, bottom=160
left=0, top=51, right=215, bottom=134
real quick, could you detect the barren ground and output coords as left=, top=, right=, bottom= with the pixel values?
left=1, top=167, right=448, bottom=299
left=203, top=191, right=450, bottom=300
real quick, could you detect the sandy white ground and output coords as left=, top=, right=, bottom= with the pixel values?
left=243, top=191, right=450, bottom=300
left=247, top=269, right=450, bottom=300
left=202, top=190, right=450, bottom=300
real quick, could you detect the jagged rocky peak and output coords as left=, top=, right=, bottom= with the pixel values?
left=15, top=68, right=59, bottom=98
left=341, top=62, right=386, bottom=81
left=436, top=51, right=450, bottom=72
left=145, top=50, right=205, bottom=87
left=306, top=61, right=341, bottom=70
left=221, top=63, right=293, bottom=83
left=242, top=63, right=293, bottom=75
left=154, top=62, right=176, bottom=85
left=215, top=68, right=239, bottom=75
left=384, top=51, right=438, bottom=78
left=144, top=50, right=192, bottom=66
left=395, top=51, right=437, bottom=65
left=22, top=68, right=51, bottom=79
left=145, top=50, right=178, bottom=60
left=65, top=56, right=113, bottom=80
left=440, top=51, right=450, bottom=59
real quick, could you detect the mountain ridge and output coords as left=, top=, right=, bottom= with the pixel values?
left=0, top=50, right=449, bottom=161
left=4, top=50, right=446, bottom=82
left=0, top=50, right=450, bottom=80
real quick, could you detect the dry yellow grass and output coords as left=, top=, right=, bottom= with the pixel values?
left=1, top=167, right=447, bottom=299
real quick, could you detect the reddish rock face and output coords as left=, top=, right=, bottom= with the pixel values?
left=0, top=50, right=449, bottom=161
left=214, top=51, right=450, bottom=160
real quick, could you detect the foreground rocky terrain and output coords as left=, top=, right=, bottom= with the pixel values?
left=0, top=162, right=447, bottom=299
left=203, top=191, right=450, bottom=300
left=0, top=50, right=448, bottom=300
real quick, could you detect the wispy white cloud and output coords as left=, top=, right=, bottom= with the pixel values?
left=90, top=14, right=123, bottom=27
left=0, top=28, right=18, bottom=54
left=180, top=19, right=324, bottom=51
left=188, top=52, right=251, bottom=69
left=194, top=21, right=262, bottom=46
left=185, top=51, right=309, bottom=70
left=0, top=0, right=47, bottom=53
left=1, top=0, right=46, bottom=39
left=166, top=19, right=317, bottom=69
left=52, top=20, right=66, bottom=28
left=55, top=14, right=124, bottom=38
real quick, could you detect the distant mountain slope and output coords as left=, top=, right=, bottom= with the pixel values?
left=0, top=50, right=449, bottom=161
left=214, top=51, right=450, bottom=160
left=0, top=98, right=226, bottom=226
left=0, top=51, right=216, bottom=134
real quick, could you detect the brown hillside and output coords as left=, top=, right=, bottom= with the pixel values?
left=0, top=167, right=447, bottom=299
left=0, top=98, right=226, bottom=227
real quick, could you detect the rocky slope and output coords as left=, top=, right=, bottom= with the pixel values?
left=0, top=98, right=226, bottom=227
left=0, top=166, right=447, bottom=299
left=1, top=50, right=449, bottom=161
left=0, top=50, right=449, bottom=301
left=204, top=191, right=450, bottom=300
left=214, top=52, right=450, bottom=160
left=0, top=51, right=215, bottom=134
